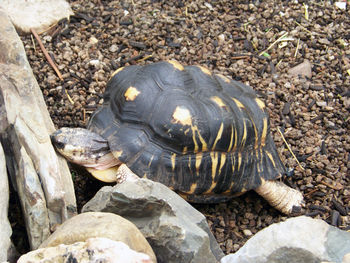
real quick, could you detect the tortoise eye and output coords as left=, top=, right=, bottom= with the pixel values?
left=54, top=141, right=65, bottom=149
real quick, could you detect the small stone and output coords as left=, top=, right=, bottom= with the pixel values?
left=288, top=60, right=312, bottom=78
left=335, top=2, right=347, bottom=10
left=109, top=44, right=118, bottom=53
left=243, top=229, right=253, bottom=236
left=89, top=59, right=100, bottom=67
left=316, top=101, right=327, bottom=107
left=318, top=38, right=331, bottom=45
left=218, top=34, right=225, bottom=45
left=89, top=36, right=99, bottom=45
left=204, top=2, right=213, bottom=10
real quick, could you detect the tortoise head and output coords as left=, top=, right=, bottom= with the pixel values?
left=51, top=127, right=119, bottom=170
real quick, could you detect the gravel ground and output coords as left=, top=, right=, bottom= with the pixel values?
left=18, top=0, right=349, bottom=255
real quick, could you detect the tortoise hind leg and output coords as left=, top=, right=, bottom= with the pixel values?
left=254, top=180, right=304, bottom=215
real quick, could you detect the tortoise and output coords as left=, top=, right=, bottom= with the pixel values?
left=51, top=60, right=303, bottom=214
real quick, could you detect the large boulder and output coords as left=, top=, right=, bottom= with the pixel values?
left=82, top=178, right=224, bottom=263
left=221, top=216, right=350, bottom=263
left=0, top=8, right=76, bottom=248
left=0, top=143, right=11, bottom=262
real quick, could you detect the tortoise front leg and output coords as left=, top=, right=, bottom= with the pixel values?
left=86, top=164, right=139, bottom=183
left=255, top=180, right=304, bottom=215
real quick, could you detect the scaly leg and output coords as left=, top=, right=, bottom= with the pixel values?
left=255, top=180, right=304, bottom=215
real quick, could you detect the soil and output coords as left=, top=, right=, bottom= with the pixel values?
left=17, top=0, right=349, bottom=255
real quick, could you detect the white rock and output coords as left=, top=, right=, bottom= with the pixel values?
left=243, top=229, right=253, bottom=237
left=316, top=101, right=327, bottom=107
left=335, top=2, right=347, bottom=10
left=1, top=0, right=73, bottom=33
left=89, top=59, right=101, bottom=67
left=218, top=34, right=225, bottom=45
left=221, top=216, right=350, bottom=263
left=109, top=44, right=118, bottom=53
left=18, top=237, right=152, bottom=263
left=89, top=36, right=99, bottom=45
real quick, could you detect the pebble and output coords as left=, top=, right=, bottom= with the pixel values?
left=243, top=229, right=253, bottom=237
left=109, top=44, right=118, bottom=53
left=316, top=101, right=327, bottom=107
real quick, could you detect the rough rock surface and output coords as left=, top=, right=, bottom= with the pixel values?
left=220, top=216, right=350, bottom=263
left=82, top=178, right=224, bottom=263
left=0, top=143, right=11, bottom=262
left=40, top=212, right=156, bottom=263
left=1, top=0, right=73, bottom=33
left=18, top=237, right=153, bottom=263
left=0, top=9, right=76, bottom=249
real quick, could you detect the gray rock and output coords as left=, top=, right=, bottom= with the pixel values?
left=0, top=143, right=11, bottom=262
left=221, top=216, right=350, bottom=263
left=266, top=247, right=321, bottom=263
left=1, top=0, right=73, bottom=33
left=0, top=9, right=77, bottom=248
left=18, top=237, right=153, bottom=263
left=288, top=60, right=312, bottom=78
left=40, top=212, right=157, bottom=263
left=82, top=178, right=224, bottom=263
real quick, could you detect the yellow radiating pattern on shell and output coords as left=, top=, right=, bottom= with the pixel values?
left=227, top=125, right=234, bottom=152
left=237, top=152, right=242, bottom=171
left=211, top=96, right=228, bottom=110
left=195, top=152, right=203, bottom=175
left=255, top=98, right=266, bottom=110
left=218, top=153, right=226, bottom=176
left=187, top=183, right=198, bottom=194
left=168, top=60, right=184, bottom=71
left=191, top=125, right=208, bottom=152
left=197, top=65, right=212, bottom=75
left=124, top=86, right=141, bottom=101
left=261, top=118, right=268, bottom=146
left=250, top=119, right=259, bottom=150
left=210, top=152, right=218, bottom=180
left=212, top=123, right=224, bottom=150
left=266, top=151, right=276, bottom=167
left=111, top=66, right=124, bottom=78
left=172, top=106, right=192, bottom=126
left=216, top=73, right=231, bottom=83
left=241, top=120, right=247, bottom=148
left=147, top=155, right=154, bottom=168
left=171, top=153, right=176, bottom=171
left=232, top=98, right=245, bottom=109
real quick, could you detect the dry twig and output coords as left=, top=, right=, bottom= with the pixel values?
left=277, top=127, right=305, bottom=171
left=30, top=28, right=63, bottom=81
left=259, top=32, right=289, bottom=56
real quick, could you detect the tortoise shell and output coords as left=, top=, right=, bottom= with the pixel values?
left=88, top=61, right=286, bottom=200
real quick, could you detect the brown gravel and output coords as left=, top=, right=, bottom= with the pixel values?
left=18, top=0, right=349, bottom=255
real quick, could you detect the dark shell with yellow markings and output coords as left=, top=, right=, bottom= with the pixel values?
left=88, top=61, right=286, bottom=202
